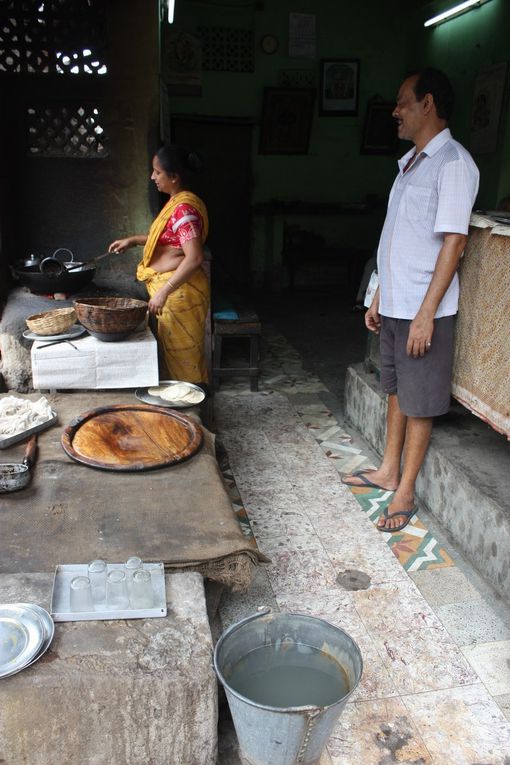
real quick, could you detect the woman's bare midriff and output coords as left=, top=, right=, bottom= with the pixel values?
left=148, top=244, right=185, bottom=273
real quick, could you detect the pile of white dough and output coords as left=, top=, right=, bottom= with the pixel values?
left=0, top=395, right=54, bottom=437
left=148, top=382, right=205, bottom=405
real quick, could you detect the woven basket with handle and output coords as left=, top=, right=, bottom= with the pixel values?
left=26, top=307, right=77, bottom=336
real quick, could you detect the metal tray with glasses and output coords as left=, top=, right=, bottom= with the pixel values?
left=50, top=562, right=167, bottom=622
left=0, top=603, right=54, bottom=679
left=135, top=379, right=206, bottom=408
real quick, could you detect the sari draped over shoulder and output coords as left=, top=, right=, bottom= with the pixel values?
left=136, top=191, right=210, bottom=384
left=136, top=191, right=209, bottom=282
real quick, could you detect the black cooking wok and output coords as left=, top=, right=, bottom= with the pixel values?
left=12, top=263, right=96, bottom=294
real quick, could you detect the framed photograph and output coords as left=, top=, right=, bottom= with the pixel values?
left=259, top=88, right=316, bottom=154
left=319, top=59, right=359, bottom=116
left=361, top=102, right=398, bottom=155
left=164, top=31, right=202, bottom=96
left=470, top=62, right=507, bottom=154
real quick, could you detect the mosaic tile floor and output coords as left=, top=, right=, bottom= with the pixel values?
left=215, top=328, right=510, bottom=765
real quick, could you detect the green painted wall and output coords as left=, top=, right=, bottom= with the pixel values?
left=164, top=0, right=408, bottom=283
left=404, top=0, right=510, bottom=208
left=167, top=0, right=406, bottom=201
left=162, top=0, right=510, bottom=282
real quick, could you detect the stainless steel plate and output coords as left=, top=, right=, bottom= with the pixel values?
left=23, top=324, right=86, bottom=342
left=16, top=604, right=55, bottom=667
left=135, top=379, right=206, bottom=409
left=0, top=604, right=45, bottom=678
left=0, top=604, right=55, bottom=678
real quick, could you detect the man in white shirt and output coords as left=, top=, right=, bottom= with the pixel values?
left=343, top=68, right=479, bottom=532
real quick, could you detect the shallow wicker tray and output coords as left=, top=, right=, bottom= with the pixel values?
left=26, top=307, right=77, bottom=336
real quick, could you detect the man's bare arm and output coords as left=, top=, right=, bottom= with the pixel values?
left=406, top=232, right=467, bottom=358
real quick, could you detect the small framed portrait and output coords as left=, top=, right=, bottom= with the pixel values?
left=361, top=101, right=398, bottom=155
left=470, top=62, right=507, bottom=154
left=319, top=59, right=359, bottom=116
left=259, top=87, right=316, bottom=154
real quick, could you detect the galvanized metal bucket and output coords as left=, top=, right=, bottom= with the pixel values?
left=214, top=609, right=363, bottom=765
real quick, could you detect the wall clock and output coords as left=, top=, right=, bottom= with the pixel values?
left=261, top=34, right=279, bottom=55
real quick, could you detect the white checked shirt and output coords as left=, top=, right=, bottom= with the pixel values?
left=377, top=128, right=479, bottom=319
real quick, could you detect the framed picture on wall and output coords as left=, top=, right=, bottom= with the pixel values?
left=259, top=87, right=316, bottom=154
left=164, top=31, right=202, bottom=96
left=319, top=59, right=359, bottom=116
left=470, top=62, right=507, bottom=154
left=361, top=102, right=398, bottom=154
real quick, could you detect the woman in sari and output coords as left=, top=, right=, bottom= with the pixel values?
left=109, top=145, right=209, bottom=383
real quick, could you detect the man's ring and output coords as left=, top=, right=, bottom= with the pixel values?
left=426, top=342, right=431, bottom=348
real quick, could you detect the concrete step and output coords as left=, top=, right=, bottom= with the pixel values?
left=345, top=363, right=510, bottom=602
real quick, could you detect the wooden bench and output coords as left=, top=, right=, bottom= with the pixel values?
left=212, top=308, right=261, bottom=391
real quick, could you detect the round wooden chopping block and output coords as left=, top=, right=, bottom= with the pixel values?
left=61, top=404, right=203, bottom=471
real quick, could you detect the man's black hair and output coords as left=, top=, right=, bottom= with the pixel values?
left=409, top=67, right=454, bottom=121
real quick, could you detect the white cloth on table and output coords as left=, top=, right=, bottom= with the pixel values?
left=31, top=327, right=159, bottom=390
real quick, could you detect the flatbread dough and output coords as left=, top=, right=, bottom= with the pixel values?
left=147, top=384, right=171, bottom=398
left=147, top=382, right=203, bottom=403
left=160, top=383, right=191, bottom=401
left=180, top=388, right=205, bottom=404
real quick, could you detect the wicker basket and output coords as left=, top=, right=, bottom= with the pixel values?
left=26, top=307, right=77, bottom=336
left=73, top=297, right=148, bottom=340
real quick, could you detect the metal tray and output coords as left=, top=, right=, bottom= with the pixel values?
left=19, top=603, right=55, bottom=668
left=50, top=562, right=167, bottom=622
left=0, top=603, right=55, bottom=679
left=135, top=379, right=206, bottom=408
left=23, top=325, right=86, bottom=342
left=0, top=603, right=45, bottom=678
left=0, top=410, right=58, bottom=450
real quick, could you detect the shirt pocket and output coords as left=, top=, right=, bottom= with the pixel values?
left=404, top=185, right=432, bottom=221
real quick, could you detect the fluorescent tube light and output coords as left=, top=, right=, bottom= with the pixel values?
left=168, top=0, right=175, bottom=23
left=424, top=0, right=491, bottom=27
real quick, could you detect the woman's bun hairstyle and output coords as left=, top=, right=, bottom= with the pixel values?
left=156, top=144, right=203, bottom=183
left=187, top=151, right=203, bottom=173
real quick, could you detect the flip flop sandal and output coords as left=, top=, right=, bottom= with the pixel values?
left=376, top=507, right=389, bottom=530
left=341, top=470, right=395, bottom=491
left=377, top=506, right=418, bottom=533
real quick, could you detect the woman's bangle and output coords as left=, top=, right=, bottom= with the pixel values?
left=166, top=278, right=176, bottom=290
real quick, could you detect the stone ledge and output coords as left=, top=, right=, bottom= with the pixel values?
left=0, top=571, right=218, bottom=765
left=345, top=364, right=510, bottom=602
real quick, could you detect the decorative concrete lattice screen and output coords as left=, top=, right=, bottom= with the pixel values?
left=197, top=27, right=254, bottom=72
left=26, top=104, right=108, bottom=158
left=0, top=0, right=107, bottom=75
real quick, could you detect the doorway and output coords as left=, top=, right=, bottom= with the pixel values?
left=171, top=117, right=253, bottom=288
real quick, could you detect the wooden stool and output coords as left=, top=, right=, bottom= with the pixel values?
left=213, top=309, right=261, bottom=391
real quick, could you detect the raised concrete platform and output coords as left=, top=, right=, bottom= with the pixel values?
left=345, top=363, right=510, bottom=602
left=0, top=572, right=217, bottom=765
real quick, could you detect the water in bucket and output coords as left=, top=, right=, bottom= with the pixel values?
left=225, top=642, right=350, bottom=708
left=215, top=610, right=363, bottom=765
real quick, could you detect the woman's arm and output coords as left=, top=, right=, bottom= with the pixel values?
left=108, top=235, right=147, bottom=254
left=148, top=238, right=204, bottom=315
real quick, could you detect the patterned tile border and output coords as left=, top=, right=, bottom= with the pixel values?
left=216, top=442, right=259, bottom=550
left=218, top=328, right=454, bottom=573
left=296, top=406, right=454, bottom=572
